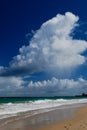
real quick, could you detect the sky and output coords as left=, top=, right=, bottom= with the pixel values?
left=0, top=0, right=87, bottom=97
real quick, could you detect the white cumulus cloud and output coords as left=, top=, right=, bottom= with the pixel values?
left=9, top=12, right=87, bottom=75
left=0, top=12, right=87, bottom=97
left=27, top=77, right=87, bottom=96
left=0, top=12, right=87, bottom=77
left=0, top=77, right=24, bottom=93
left=0, top=77, right=87, bottom=96
left=24, top=77, right=87, bottom=96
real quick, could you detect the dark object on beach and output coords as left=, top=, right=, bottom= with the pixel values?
left=75, top=93, right=87, bottom=97
left=82, top=93, right=87, bottom=96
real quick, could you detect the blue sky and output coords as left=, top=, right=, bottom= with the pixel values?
left=0, top=0, right=87, bottom=97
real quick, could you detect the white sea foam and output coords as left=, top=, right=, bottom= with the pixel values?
left=0, top=98, right=87, bottom=119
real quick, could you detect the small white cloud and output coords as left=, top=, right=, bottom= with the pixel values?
left=0, top=77, right=24, bottom=91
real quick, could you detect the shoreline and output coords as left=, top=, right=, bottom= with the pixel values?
left=40, top=105, right=87, bottom=130
left=0, top=103, right=87, bottom=130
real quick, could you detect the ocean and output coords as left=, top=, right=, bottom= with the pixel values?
left=0, top=97, right=87, bottom=119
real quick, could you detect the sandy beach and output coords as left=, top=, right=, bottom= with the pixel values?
left=0, top=103, right=87, bottom=130
left=40, top=106, right=87, bottom=130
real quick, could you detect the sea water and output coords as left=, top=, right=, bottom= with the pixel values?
left=0, top=97, right=87, bottom=119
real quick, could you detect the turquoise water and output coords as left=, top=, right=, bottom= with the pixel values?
left=0, top=96, right=87, bottom=119
left=0, top=96, right=87, bottom=104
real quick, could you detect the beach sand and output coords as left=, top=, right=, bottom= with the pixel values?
left=0, top=104, right=87, bottom=130
left=40, top=106, right=87, bottom=130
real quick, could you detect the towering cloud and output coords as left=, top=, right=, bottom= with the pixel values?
left=0, top=12, right=87, bottom=96
left=0, top=12, right=87, bottom=77
left=11, top=12, right=87, bottom=72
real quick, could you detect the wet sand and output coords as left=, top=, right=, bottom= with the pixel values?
left=0, top=103, right=87, bottom=130
left=40, top=106, right=87, bottom=130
